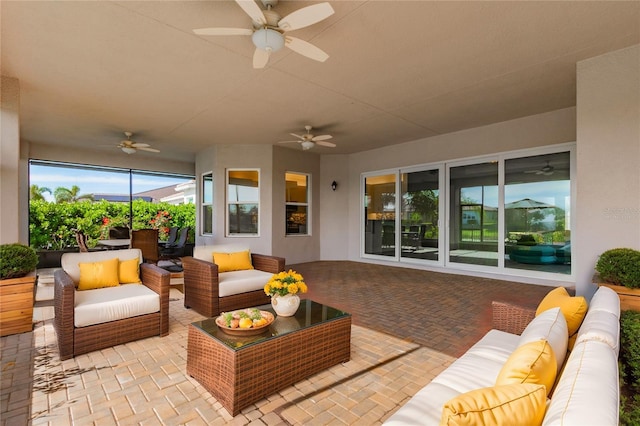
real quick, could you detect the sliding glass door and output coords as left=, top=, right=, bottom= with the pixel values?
left=360, top=145, right=574, bottom=280
left=504, top=152, right=571, bottom=275
left=448, top=161, right=499, bottom=267
left=400, top=168, right=440, bottom=262
left=364, top=174, right=396, bottom=257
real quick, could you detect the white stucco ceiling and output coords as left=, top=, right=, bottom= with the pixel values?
left=2, top=1, right=639, bottom=162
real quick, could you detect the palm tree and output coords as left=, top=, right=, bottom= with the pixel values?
left=29, top=184, right=52, bottom=201
left=54, top=185, right=93, bottom=203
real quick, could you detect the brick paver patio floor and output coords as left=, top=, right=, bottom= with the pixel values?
left=1, top=261, right=555, bottom=425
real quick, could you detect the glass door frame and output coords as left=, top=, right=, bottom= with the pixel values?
left=359, top=143, right=576, bottom=283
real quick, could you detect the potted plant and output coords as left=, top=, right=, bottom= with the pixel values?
left=0, top=243, right=39, bottom=336
left=595, top=248, right=640, bottom=311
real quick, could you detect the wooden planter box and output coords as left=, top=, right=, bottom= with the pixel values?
left=597, top=282, right=640, bottom=312
left=0, top=272, right=37, bottom=337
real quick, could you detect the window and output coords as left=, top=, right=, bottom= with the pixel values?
left=227, top=169, right=259, bottom=235
left=28, top=160, right=194, bottom=250
left=285, top=172, right=310, bottom=235
left=201, top=172, right=213, bottom=235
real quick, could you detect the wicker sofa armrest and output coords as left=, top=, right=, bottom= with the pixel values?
left=251, top=253, right=285, bottom=274
left=53, top=269, right=77, bottom=360
left=491, top=301, right=536, bottom=335
left=182, top=256, right=220, bottom=317
left=140, top=263, right=171, bottom=336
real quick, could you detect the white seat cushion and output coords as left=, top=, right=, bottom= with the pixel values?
left=518, top=307, right=568, bottom=370
left=385, top=330, right=519, bottom=426
left=218, top=269, right=272, bottom=297
left=543, top=340, right=619, bottom=425
left=587, top=285, right=620, bottom=318
left=575, top=309, right=620, bottom=355
left=74, top=284, right=159, bottom=327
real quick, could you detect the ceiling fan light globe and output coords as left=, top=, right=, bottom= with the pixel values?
left=121, top=147, right=136, bottom=154
left=301, top=141, right=315, bottom=150
left=252, top=28, right=284, bottom=52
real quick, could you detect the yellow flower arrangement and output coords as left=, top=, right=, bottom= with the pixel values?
left=264, top=269, right=308, bottom=297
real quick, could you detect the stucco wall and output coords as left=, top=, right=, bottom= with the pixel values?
left=319, top=107, right=578, bottom=284
left=194, top=144, right=274, bottom=256
left=320, top=154, right=350, bottom=260
left=576, top=44, right=640, bottom=297
left=271, top=146, right=321, bottom=265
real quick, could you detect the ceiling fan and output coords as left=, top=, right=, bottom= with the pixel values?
left=117, top=132, right=160, bottom=154
left=193, top=0, right=334, bottom=69
left=278, top=125, right=336, bottom=150
left=525, top=161, right=554, bottom=176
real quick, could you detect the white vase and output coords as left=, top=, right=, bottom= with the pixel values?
left=271, top=294, right=300, bottom=317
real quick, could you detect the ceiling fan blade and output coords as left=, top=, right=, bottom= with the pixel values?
left=289, top=133, right=305, bottom=140
left=253, top=48, right=270, bottom=68
left=285, top=37, right=329, bottom=62
left=278, top=141, right=301, bottom=144
left=235, top=0, right=266, bottom=26
left=316, top=140, right=336, bottom=148
left=137, top=147, right=160, bottom=153
left=311, top=134, right=332, bottom=142
left=131, top=142, right=150, bottom=148
left=193, top=27, right=253, bottom=36
left=278, top=2, right=334, bottom=31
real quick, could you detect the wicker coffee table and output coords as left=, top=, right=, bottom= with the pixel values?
left=187, top=299, right=351, bottom=416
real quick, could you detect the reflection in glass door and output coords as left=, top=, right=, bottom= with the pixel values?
left=400, top=169, right=439, bottom=261
left=504, top=152, right=571, bottom=274
left=364, top=174, right=396, bottom=257
left=449, top=162, right=498, bottom=267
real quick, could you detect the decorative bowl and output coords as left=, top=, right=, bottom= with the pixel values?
left=215, top=310, right=274, bottom=336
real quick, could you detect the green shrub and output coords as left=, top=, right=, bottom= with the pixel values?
left=0, top=243, right=39, bottom=279
left=620, top=310, right=640, bottom=425
left=621, top=310, right=640, bottom=385
left=596, top=248, right=640, bottom=289
left=29, top=200, right=195, bottom=249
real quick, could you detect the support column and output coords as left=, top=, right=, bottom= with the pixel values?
left=0, top=76, right=22, bottom=244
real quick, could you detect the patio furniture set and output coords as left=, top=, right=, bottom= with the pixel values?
left=52, top=245, right=351, bottom=416
left=52, top=246, right=620, bottom=421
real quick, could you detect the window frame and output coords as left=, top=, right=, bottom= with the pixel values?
left=285, top=171, right=311, bottom=236
left=360, top=143, right=575, bottom=282
left=226, top=168, right=260, bottom=237
left=201, top=172, right=213, bottom=236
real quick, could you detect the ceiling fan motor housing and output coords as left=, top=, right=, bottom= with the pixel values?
left=252, top=28, right=284, bottom=52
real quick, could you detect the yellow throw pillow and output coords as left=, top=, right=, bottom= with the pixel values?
left=78, top=257, right=120, bottom=291
left=212, top=250, right=254, bottom=273
left=441, top=383, right=547, bottom=426
left=496, top=340, right=557, bottom=395
left=536, top=287, right=588, bottom=341
left=119, top=258, right=141, bottom=284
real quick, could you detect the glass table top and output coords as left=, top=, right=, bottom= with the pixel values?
left=191, top=299, right=350, bottom=351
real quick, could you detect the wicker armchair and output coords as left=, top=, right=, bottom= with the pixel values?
left=53, top=249, right=170, bottom=360
left=182, top=247, right=285, bottom=317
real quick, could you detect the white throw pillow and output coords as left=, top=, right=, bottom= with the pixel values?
left=518, top=307, right=568, bottom=370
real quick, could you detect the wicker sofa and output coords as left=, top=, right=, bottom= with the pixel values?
left=182, top=245, right=285, bottom=318
left=54, top=248, right=170, bottom=360
left=385, top=286, right=620, bottom=425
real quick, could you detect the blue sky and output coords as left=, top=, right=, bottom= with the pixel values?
left=30, top=164, right=192, bottom=202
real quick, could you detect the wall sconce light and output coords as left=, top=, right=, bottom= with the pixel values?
left=331, top=181, right=337, bottom=191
